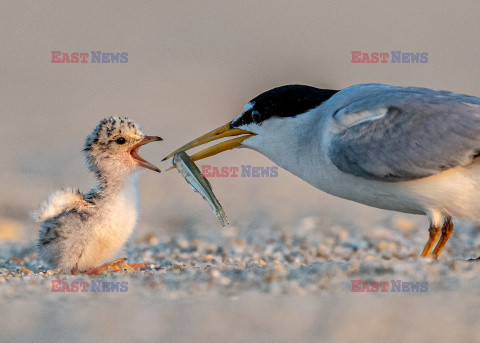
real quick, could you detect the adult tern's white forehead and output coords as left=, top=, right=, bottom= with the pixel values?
left=232, top=102, right=255, bottom=123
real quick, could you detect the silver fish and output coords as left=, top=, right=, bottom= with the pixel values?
left=173, top=151, right=229, bottom=226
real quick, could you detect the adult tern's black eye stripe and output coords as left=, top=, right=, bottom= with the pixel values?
left=116, top=137, right=126, bottom=145
left=251, top=110, right=261, bottom=123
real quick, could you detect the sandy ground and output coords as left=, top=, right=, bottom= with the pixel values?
left=1, top=217, right=480, bottom=342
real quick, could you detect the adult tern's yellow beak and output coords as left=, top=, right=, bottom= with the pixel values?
left=162, top=123, right=256, bottom=162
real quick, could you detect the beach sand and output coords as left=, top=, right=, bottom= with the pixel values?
left=1, top=216, right=480, bottom=342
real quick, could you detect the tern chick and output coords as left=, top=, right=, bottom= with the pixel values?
left=35, top=117, right=161, bottom=274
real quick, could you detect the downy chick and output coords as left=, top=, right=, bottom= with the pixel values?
left=36, top=117, right=161, bottom=274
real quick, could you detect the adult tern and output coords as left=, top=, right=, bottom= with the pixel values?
left=164, top=83, right=480, bottom=259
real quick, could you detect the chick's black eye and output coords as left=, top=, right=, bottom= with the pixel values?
left=116, top=137, right=126, bottom=145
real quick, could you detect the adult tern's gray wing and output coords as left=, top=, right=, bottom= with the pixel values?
left=328, top=84, right=480, bottom=181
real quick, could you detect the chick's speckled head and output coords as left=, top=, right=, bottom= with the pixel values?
left=84, top=117, right=162, bottom=180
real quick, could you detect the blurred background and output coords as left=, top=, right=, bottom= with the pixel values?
left=2, top=1, right=479, bottom=241
left=2, top=2, right=480, bottom=342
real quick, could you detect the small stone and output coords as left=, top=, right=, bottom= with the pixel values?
left=365, top=254, right=376, bottom=262
left=338, top=230, right=349, bottom=241
left=202, top=254, right=213, bottom=262
left=44, top=270, right=54, bottom=277
left=219, top=277, right=231, bottom=285
left=376, top=242, right=397, bottom=253
left=370, top=227, right=394, bottom=239
left=20, top=267, right=31, bottom=274
left=395, top=218, right=414, bottom=231
left=273, top=261, right=287, bottom=276
left=8, top=257, right=22, bottom=265
left=147, top=234, right=159, bottom=245
left=177, top=239, right=190, bottom=249
left=300, top=216, right=318, bottom=231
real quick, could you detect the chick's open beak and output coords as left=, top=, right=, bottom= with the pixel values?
left=130, top=136, right=162, bottom=172
left=162, top=123, right=256, bottom=162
